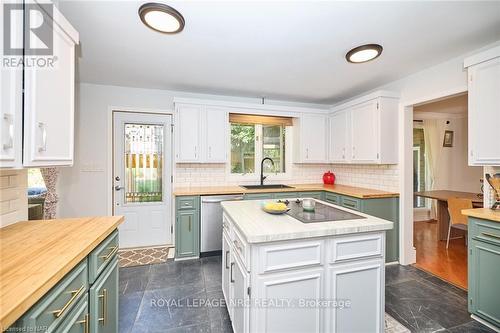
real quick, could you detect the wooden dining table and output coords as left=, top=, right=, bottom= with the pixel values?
left=414, top=190, right=483, bottom=241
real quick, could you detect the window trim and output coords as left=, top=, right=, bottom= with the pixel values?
left=227, top=124, right=293, bottom=182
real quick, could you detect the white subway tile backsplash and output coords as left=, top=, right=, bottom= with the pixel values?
left=174, top=163, right=399, bottom=192
left=0, top=169, right=28, bottom=228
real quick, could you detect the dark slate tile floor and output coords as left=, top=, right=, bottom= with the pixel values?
left=119, top=256, right=494, bottom=333
left=385, top=264, right=495, bottom=333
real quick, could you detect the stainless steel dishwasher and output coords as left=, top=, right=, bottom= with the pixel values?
left=201, top=194, right=244, bottom=254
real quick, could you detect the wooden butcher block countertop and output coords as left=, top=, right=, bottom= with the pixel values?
left=462, top=208, right=500, bottom=223
left=0, top=216, right=124, bottom=329
left=174, top=183, right=399, bottom=199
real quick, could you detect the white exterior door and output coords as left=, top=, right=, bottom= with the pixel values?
left=351, top=100, right=379, bottom=163
left=113, top=112, right=172, bottom=249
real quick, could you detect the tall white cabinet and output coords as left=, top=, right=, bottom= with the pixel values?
left=329, top=91, right=399, bottom=164
left=1, top=3, right=79, bottom=168
left=464, top=46, right=500, bottom=166
left=23, top=7, right=79, bottom=167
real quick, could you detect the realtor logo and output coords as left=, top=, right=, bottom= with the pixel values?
left=3, top=3, right=53, bottom=56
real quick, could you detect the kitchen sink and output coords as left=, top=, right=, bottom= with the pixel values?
left=240, top=184, right=295, bottom=190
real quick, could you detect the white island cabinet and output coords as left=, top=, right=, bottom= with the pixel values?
left=221, top=199, right=393, bottom=333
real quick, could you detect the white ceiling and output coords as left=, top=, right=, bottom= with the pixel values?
left=58, top=1, right=500, bottom=104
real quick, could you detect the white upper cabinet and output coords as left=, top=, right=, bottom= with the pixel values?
left=205, top=106, right=228, bottom=163
left=329, top=91, right=399, bottom=164
left=350, top=100, right=379, bottom=163
left=175, top=102, right=228, bottom=163
left=1, top=3, right=78, bottom=168
left=175, top=103, right=202, bottom=162
left=23, top=5, right=79, bottom=167
left=329, top=111, right=349, bottom=163
left=464, top=47, right=500, bottom=166
left=0, top=4, right=23, bottom=168
left=293, top=114, right=328, bottom=163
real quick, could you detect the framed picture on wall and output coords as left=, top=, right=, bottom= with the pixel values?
left=443, top=130, right=454, bottom=147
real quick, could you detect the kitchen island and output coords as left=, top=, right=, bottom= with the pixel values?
left=0, top=216, right=123, bottom=332
left=221, top=199, right=393, bottom=333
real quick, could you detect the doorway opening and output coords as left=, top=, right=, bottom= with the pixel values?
left=411, top=93, right=483, bottom=289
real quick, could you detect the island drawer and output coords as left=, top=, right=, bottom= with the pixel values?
left=257, top=239, right=324, bottom=274
left=469, top=217, right=500, bottom=247
left=232, top=226, right=250, bottom=270
left=341, top=196, right=361, bottom=211
left=11, top=259, right=88, bottom=332
left=222, top=213, right=232, bottom=237
left=89, top=230, right=119, bottom=283
left=329, top=233, right=383, bottom=263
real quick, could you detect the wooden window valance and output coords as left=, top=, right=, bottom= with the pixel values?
left=229, top=113, right=293, bottom=126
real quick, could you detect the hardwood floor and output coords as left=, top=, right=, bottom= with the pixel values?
left=413, top=220, right=468, bottom=289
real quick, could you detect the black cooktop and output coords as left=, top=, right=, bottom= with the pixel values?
left=283, top=199, right=366, bottom=223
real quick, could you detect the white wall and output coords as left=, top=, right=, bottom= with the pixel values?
left=0, top=169, right=27, bottom=227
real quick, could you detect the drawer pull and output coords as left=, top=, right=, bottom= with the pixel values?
left=76, top=313, right=89, bottom=333
left=230, top=262, right=235, bottom=283
left=343, top=201, right=356, bottom=208
left=98, top=289, right=108, bottom=326
left=52, top=285, right=85, bottom=318
left=482, top=232, right=500, bottom=240
left=99, top=246, right=118, bottom=261
left=225, top=250, right=230, bottom=269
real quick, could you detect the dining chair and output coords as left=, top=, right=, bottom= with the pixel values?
left=446, top=198, right=473, bottom=249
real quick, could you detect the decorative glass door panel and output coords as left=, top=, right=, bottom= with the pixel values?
left=124, top=124, right=164, bottom=203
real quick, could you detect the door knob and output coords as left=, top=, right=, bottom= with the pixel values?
left=115, top=185, right=124, bottom=191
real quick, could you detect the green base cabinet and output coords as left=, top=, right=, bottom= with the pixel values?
left=360, top=197, right=399, bottom=263
left=176, top=192, right=398, bottom=263
left=90, top=257, right=118, bottom=333
left=57, top=295, right=89, bottom=333
left=175, top=196, right=200, bottom=258
left=7, top=231, right=120, bottom=333
left=324, top=194, right=399, bottom=263
left=468, top=217, right=500, bottom=329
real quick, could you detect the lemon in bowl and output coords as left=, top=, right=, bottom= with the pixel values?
left=262, top=201, right=289, bottom=214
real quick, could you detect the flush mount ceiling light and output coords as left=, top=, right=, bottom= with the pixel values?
left=346, top=44, right=383, bottom=63
left=139, top=2, right=185, bottom=34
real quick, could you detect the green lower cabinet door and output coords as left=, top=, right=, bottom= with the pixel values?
left=469, top=239, right=500, bottom=327
left=90, top=257, right=118, bottom=333
left=176, top=210, right=199, bottom=258
left=56, top=295, right=89, bottom=333
left=361, top=197, right=399, bottom=263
